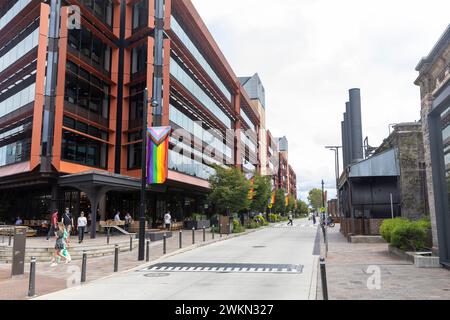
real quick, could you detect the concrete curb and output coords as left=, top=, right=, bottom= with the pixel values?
left=308, top=255, right=319, bottom=300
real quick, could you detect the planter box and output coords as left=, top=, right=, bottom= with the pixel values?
left=414, top=254, right=441, bottom=268
left=388, top=245, right=414, bottom=263
left=184, top=220, right=210, bottom=230
left=350, top=236, right=386, bottom=244
left=146, top=230, right=172, bottom=242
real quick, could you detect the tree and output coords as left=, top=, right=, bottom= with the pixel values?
left=208, top=165, right=251, bottom=214
left=273, top=188, right=286, bottom=214
left=297, top=200, right=309, bottom=215
left=308, top=188, right=323, bottom=211
left=249, top=173, right=272, bottom=213
left=286, top=194, right=296, bottom=213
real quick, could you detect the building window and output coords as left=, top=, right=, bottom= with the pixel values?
left=128, top=83, right=145, bottom=127
left=68, top=27, right=112, bottom=74
left=131, top=44, right=147, bottom=78
left=62, top=129, right=108, bottom=169
left=64, top=61, right=110, bottom=120
left=80, top=0, right=114, bottom=27
left=0, top=137, right=31, bottom=167
left=132, top=0, right=148, bottom=31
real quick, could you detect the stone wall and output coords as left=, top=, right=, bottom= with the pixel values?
left=420, top=97, right=439, bottom=253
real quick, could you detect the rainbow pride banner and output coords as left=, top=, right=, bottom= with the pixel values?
left=146, top=126, right=171, bottom=185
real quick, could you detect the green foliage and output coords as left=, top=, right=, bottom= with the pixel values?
left=391, top=222, right=428, bottom=251
left=380, top=218, right=406, bottom=243
left=246, top=221, right=260, bottom=229
left=268, top=213, right=280, bottom=223
left=232, top=218, right=246, bottom=233
left=308, top=188, right=323, bottom=210
left=296, top=200, right=309, bottom=215
left=273, top=189, right=286, bottom=214
left=286, top=195, right=296, bottom=213
left=208, top=165, right=251, bottom=214
left=254, top=215, right=269, bottom=226
left=249, top=174, right=272, bottom=213
left=381, top=218, right=432, bottom=251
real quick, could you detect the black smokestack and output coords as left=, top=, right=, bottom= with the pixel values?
left=349, top=88, right=363, bottom=161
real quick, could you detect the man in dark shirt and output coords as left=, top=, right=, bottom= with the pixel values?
left=61, top=208, right=74, bottom=238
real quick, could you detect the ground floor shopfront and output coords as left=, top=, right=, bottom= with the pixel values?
left=0, top=171, right=210, bottom=234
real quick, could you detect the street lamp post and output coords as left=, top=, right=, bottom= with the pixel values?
left=325, top=146, right=342, bottom=219
left=138, top=0, right=165, bottom=261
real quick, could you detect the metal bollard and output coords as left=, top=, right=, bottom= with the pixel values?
left=320, top=257, right=329, bottom=300
left=8, top=234, right=12, bottom=246
left=192, top=227, right=195, bottom=244
left=203, top=226, right=206, bottom=242
left=129, top=235, right=133, bottom=252
left=81, top=251, right=87, bottom=283
left=163, top=234, right=167, bottom=255
left=107, top=228, right=110, bottom=245
left=28, top=257, right=36, bottom=297
left=114, top=245, right=119, bottom=272
left=179, top=230, right=182, bottom=249
left=212, top=225, right=214, bottom=240
left=146, top=240, right=150, bottom=262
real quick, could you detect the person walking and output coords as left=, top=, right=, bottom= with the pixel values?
left=124, top=213, right=133, bottom=232
left=164, top=211, right=172, bottom=231
left=77, top=212, right=87, bottom=243
left=50, top=225, right=67, bottom=266
left=62, top=226, right=71, bottom=263
left=47, top=210, right=59, bottom=240
left=61, top=208, right=74, bottom=240
left=312, top=212, right=317, bottom=225
left=287, top=212, right=293, bottom=226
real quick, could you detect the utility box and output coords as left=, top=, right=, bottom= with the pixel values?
left=219, top=216, right=232, bottom=234
left=11, top=226, right=27, bottom=277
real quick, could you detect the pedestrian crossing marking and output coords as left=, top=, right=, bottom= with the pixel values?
left=140, top=262, right=303, bottom=274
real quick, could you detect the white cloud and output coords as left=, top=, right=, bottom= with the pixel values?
left=191, top=0, right=450, bottom=202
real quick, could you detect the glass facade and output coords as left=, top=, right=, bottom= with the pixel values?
left=0, top=27, right=39, bottom=74
left=64, top=61, right=110, bottom=120
left=171, top=16, right=232, bottom=102
left=241, top=109, right=256, bottom=131
left=0, top=82, right=35, bottom=118
left=61, top=116, right=108, bottom=169
left=68, top=26, right=112, bottom=74
left=128, top=82, right=145, bottom=128
left=132, top=0, right=148, bottom=31
left=0, top=122, right=32, bottom=167
left=127, top=132, right=142, bottom=170
left=240, top=130, right=257, bottom=153
left=169, top=104, right=232, bottom=159
left=79, top=0, right=114, bottom=27
left=0, top=0, right=32, bottom=30
left=170, top=57, right=232, bottom=128
left=168, top=149, right=216, bottom=180
left=131, top=44, right=147, bottom=78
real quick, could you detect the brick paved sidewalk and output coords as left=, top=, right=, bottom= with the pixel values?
left=0, top=228, right=251, bottom=300
left=316, top=225, right=450, bottom=300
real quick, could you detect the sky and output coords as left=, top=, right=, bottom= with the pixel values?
left=190, top=0, right=450, bottom=202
